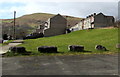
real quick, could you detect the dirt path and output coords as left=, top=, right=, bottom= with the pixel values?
left=0, top=40, right=23, bottom=54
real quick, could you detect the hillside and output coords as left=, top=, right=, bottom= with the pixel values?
left=2, top=13, right=82, bottom=27
left=2, top=13, right=83, bottom=38
left=18, top=28, right=118, bottom=54
left=16, top=13, right=82, bottom=27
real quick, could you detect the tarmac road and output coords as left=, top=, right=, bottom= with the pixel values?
left=2, top=54, right=118, bottom=75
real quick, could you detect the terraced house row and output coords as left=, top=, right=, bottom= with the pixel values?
left=34, top=13, right=115, bottom=37
left=70, top=13, right=115, bottom=31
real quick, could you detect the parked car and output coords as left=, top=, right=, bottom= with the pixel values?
left=24, top=33, right=44, bottom=39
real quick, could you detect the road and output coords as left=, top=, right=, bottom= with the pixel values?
left=2, top=54, right=118, bottom=75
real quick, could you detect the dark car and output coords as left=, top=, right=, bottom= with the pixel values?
left=24, top=33, right=44, bottom=39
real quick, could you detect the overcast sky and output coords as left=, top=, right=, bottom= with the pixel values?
left=0, top=0, right=119, bottom=19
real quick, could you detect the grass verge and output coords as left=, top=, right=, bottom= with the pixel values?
left=3, top=28, right=119, bottom=57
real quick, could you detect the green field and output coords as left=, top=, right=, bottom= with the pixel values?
left=18, top=28, right=118, bottom=55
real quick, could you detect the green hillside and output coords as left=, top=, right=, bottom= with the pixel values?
left=18, top=28, right=118, bottom=55
left=2, top=13, right=82, bottom=39
left=2, top=13, right=82, bottom=28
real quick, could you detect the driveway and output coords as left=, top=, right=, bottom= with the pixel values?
left=2, top=54, right=118, bottom=75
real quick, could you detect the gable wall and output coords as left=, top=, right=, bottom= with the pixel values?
left=44, top=15, right=67, bottom=37
left=94, top=14, right=114, bottom=28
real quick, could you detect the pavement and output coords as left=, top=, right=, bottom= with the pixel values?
left=0, top=40, right=23, bottom=54
left=2, top=54, right=118, bottom=75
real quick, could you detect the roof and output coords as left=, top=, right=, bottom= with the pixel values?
left=106, top=16, right=114, bottom=18
left=96, top=13, right=114, bottom=18
left=95, top=12, right=105, bottom=16
left=50, top=14, right=66, bottom=20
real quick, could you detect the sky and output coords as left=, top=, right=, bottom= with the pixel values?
left=0, top=0, right=119, bottom=19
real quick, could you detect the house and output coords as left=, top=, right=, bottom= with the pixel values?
left=35, top=14, right=67, bottom=37
left=70, top=13, right=115, bottom=31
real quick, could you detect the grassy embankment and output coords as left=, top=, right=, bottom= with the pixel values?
left=17, top=28, right=118, bottom=56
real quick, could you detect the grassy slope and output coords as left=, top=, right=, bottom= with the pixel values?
left=17, top=13, right=82, bottom=27
left=19, top=28, right=118, bottom=54
left=2, top=13, right=82, bottom=29
left=2, top=13, right=82, bottom=39
left=2, top=13, right=82, bottom=36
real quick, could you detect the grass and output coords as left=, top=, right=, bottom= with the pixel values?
left=3, top=51, right=118, bottom=57
left=0, top=44, right=2, bottom=46
left=2, top=20, right=13, bottom=23
left=16, top=28, right=118, bottom=56
left=2, top=40, right=14, bottom=46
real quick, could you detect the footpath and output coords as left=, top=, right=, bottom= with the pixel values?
left=0, top=40, right=23, bottom=54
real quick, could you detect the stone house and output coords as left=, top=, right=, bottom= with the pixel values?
left=70, top=13, right=115, bottom=31
left=35, top=14, right=67, bottom=37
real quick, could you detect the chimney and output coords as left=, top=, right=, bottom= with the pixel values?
left=91, top=14, right=93, bottom=16
left=94, top=13, right=96, bottom=16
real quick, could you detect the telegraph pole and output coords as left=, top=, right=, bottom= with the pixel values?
left=13, top=11, right=16, bottom=40
left=66, top=16, right=68, bottom=34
